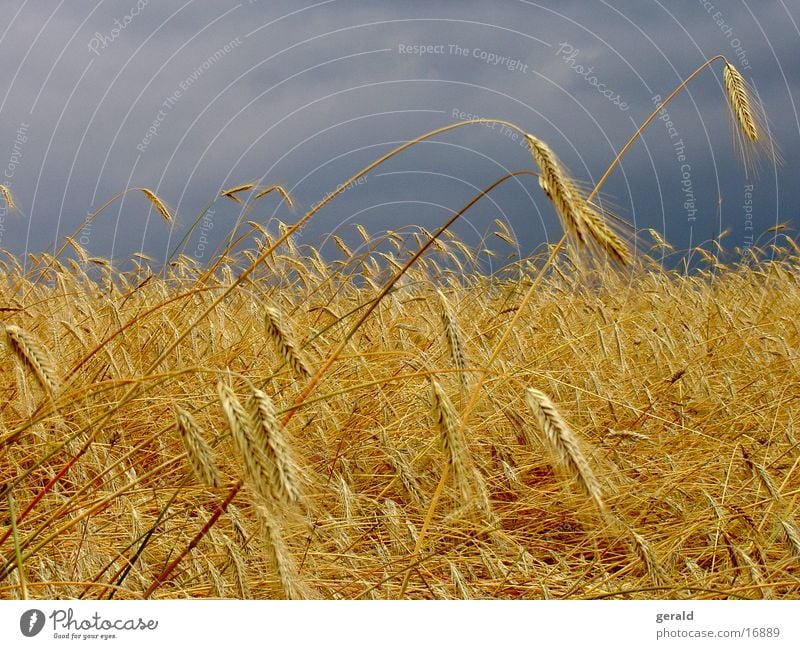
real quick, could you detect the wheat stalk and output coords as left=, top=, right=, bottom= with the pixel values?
left=2, top=324, right=61, bottom=398
left=524, top=388, right=605, bottom=513
left=734, top=545, right=770, bottom=598
left=221, top=533, right=251, bottom=598
left=175, top=407, right=220, bottom=488
left=0, top=184, right=14, bottom=210
left=332, top=235, right=352, bottom=258
left=141, top=188, right=173, bottom=223
left=264, top=305, right=312, bottom=379
left=740, top=446, right=782, bottom=502
left=248, top=388, right=303, bottom=507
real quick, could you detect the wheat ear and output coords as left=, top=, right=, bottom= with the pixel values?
left=740, top=446, right=782, bottom=502
left=431, top=380, right=489, bottom=512
left=722, top=62, right=779, bottom=170
left=175, top=407, right=220, bottom=488
left=3, top=324, right=60, bottom=397
left=264, top=305, right=312, bottom=379
left=0, top=184, right=14, bottom=210
left=220, top=183, right=256, bottom=204
left=436, top=290, right=468, bottom=391
left=525, top=388, right=605, bottom=514
left=525, top=135, right=630, bottom=265
left=628, top=530, right=665, bottom=586
left=781, top=517, right=800, bottom=559
left=141, top=188, right=173, bottom=223
left=723, top=62, right=759, bottom=143
left=248, top=388, right=303, bottom=507
left=254, top=184, right=293, bottom=207
left=216, top=380, right=274, bottom=502
left=256, top=504, right=314, bottom=599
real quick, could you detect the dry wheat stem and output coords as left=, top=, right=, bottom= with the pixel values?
left=525, top=135, right=587, bottom=244
left=629, top=530, right=665, bottom=587
left=781, top=518, right=800, bottom=559
left=380, top=431, right=424, bottom=505
left=525, top=388, right=605, bottom=514
left=216, top=381, right=274, bottom=502
left=175, top=407, right=220, bottom=488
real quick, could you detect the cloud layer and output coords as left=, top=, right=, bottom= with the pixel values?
left=0, top=0, right=797, bottom=266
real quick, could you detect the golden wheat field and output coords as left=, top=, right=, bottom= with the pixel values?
left=1, top=56, right=798, bottom=600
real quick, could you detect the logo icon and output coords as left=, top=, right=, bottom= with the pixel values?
left=20, top=609, right=45, bottom=637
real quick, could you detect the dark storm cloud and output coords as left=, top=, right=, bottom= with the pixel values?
left=0, top=0, right=797, bottom=265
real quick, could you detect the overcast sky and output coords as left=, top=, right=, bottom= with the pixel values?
left=0, top=0, right=797, bottom=269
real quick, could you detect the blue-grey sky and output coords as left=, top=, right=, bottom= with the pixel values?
left=0, top=0, right=797, bottom=268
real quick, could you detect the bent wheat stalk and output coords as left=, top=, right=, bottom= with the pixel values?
left=723, top=62, right=759, bottom=143
left=254, top=184, right=293, bottom=207
left=589, top=55, right=774, bottom=203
